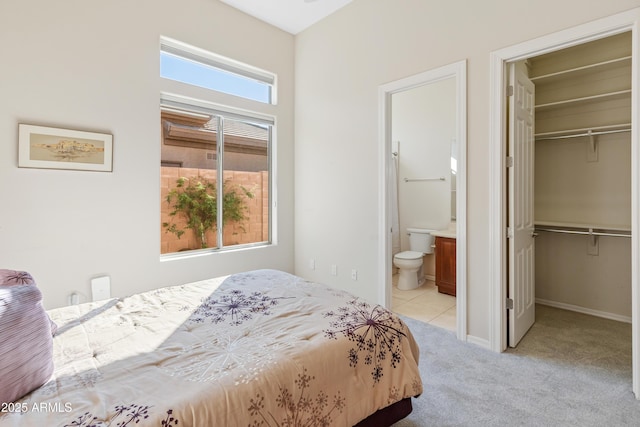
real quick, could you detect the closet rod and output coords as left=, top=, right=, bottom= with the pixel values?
left=535, top=128, right=630, bottom=141
left=535, top=227, right=631, bottom=238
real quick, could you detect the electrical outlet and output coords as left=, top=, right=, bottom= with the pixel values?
left=331, top=265, right=338, bottom=276
left=91, top=276, right=111, bottom=302
left=68, top=293, right=79, bottom=305
left=351, top=269, right=358, bottom=280
left=309, top=259, right=315, bottom=270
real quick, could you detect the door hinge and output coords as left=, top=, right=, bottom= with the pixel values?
left=506, top=156, right=514, bottom=168
left=507, top=227, right=513, bottom=238
left=506, top=298, right=514, bottom=310
left=507, top=85, right=514, bottom=96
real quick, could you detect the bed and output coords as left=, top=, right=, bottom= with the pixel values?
left=1, top=269, right=422, bottom=426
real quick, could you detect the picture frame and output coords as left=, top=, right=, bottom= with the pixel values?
left=18, top=124, right=113, bottom=172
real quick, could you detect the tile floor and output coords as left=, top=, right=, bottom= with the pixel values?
left=391, top=274, right=457, bottom=332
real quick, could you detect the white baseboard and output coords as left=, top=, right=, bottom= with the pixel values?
left=465, top=334, right=491, bottom=349
left=536, top=298, right=631, bottom=324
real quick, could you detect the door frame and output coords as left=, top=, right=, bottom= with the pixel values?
left=378, top=60, right=468, bottom=341
left=488, top=8, right=640, bottom=396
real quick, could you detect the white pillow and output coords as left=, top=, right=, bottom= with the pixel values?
left=0, top=270, right=55, bottom=404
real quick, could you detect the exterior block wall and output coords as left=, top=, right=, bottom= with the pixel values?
left=160, top=166, right=269, bottom=254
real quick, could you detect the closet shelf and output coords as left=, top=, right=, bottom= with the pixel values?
left=535, top=226, right=631, bottom=238
left=535, top=89, right=630, bottom=111
left=535, top=220, right=631, bottom=234
left=530, top=55, right=631, bottom=83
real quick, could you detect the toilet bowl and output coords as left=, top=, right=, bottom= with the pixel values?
left=393, top=228, right=436, bottom=290
left=394, top=251, right=424, bottom=290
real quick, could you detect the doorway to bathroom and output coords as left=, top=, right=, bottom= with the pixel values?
left=378, top=60, right=467, bottom=340
left=489, top=8, right=640, bottom=396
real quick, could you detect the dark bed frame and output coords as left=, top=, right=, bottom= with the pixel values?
left=354, top=397, right=413, bottom=426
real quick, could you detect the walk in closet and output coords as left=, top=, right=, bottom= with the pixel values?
left=530, top=32, right=632, bottom=322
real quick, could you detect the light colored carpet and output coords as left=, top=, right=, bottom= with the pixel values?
left=394, top=305, right=640, bottom=426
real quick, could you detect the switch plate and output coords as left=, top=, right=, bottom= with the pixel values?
left=91, top=276, right=111, bottom=301
left=331, top=265, right=338, bottom=276
left=351, top=269, right=358, bottom=280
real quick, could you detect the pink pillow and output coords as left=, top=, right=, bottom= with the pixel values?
left=0, top=270, right=55, bottom=404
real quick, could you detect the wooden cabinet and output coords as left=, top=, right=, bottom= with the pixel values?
left=435, top=236, right=456, bottom=296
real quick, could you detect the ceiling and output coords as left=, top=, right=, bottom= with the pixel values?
left=220, top=0, right=353, bottom=34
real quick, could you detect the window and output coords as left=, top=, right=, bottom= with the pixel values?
left=160, top=37, right=275, bottom=104
left=160, top=39, right=274, bottom=256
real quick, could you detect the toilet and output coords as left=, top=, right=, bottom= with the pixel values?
left=393, top=228, right=436, bottom=290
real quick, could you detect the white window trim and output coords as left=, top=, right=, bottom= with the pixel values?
left=159, top=35, right=278, bottom=259
left=159, top=93, right=276, bottom=258
left=160, top=36, right=277, bottom=105
left=160, top=92, right=275, bottom=126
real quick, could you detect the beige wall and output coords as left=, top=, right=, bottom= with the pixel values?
left=3, top=0, right=640, bottom=335
left=0, top=0, right=295, bottom=309
left=293, top=0, right=640, bottom=343
left=393, top=77, right=456, bottom=251
left=536, top=233, right=632, bottom=318
left=535, top=134, right=632, bottom=318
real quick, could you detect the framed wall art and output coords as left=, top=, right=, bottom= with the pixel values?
left=18, top=124, right=113, bottom=172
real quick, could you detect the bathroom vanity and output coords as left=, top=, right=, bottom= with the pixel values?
left=432, top=228, right=456, bottom=296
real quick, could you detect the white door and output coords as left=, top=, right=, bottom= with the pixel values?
left=508, top=61, right=536, bottom=347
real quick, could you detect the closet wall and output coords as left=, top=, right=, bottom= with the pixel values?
left=531, top=32, right=632, bottom=321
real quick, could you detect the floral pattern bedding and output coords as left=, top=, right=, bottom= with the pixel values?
left=1, top=269, right=422, bottom=426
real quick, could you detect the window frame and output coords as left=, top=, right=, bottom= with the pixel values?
left=160, top=36, right=277, bottom=105
left=159, top=39, right=276, bottom=260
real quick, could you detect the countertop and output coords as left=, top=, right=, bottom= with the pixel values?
left=431, top=224, right=456, bottom=239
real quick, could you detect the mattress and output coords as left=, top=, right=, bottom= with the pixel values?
left=1, top=269, right=422, bottom=426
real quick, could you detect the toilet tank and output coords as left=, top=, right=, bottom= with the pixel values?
left=407, top=228, right=436, bottom=254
